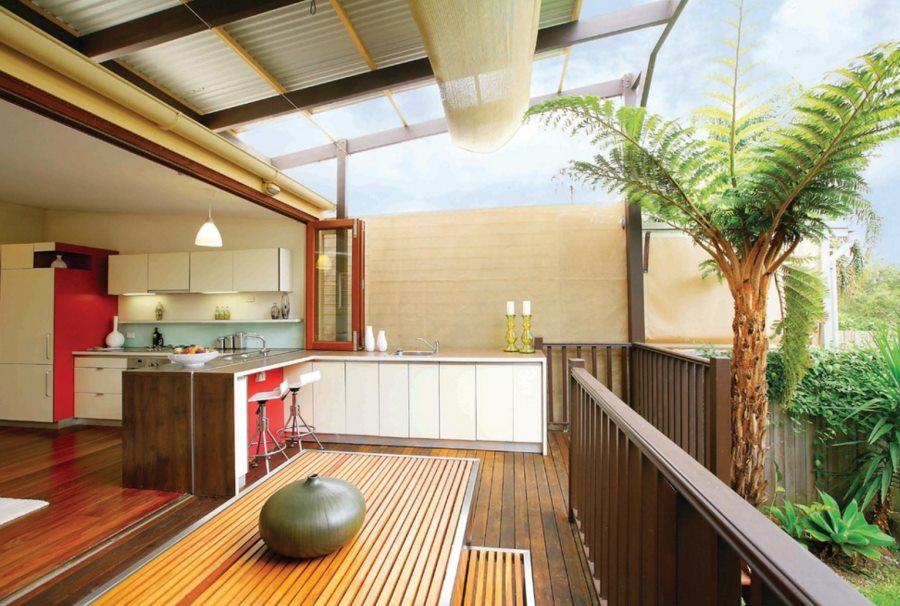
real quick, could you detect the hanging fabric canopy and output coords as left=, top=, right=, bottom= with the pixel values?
left=407, top=0, right=541, bottom=153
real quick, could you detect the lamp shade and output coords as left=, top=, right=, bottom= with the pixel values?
left=195, top=209, right=223, bottom=247
left=316, top=254, right=333, bottom=271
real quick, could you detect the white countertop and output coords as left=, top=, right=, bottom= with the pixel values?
left=73, top=349, right=174, bottom=357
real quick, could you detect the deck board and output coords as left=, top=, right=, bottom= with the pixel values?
left=91, top=451, right=475, bottom=606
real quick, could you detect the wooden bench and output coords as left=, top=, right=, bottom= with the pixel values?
left=451, top=547, right=534, bottom=605
left=89, top=451, right=477, bottom=605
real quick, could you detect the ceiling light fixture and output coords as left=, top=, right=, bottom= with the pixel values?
left=263, top=181, right=281, bottom=196
left=195, top=208, right=223, bottom=247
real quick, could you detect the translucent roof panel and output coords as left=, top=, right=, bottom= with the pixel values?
left=531, top=52, right=568, bottom=97
left=579, top=0, right=648, bottom=20
left=32, top=0, right=179, bottom=34
left=312, top=96, right=404, bottom=139
left=119, top=31, right=275, bottom=114
left=540, top=0, right=578, bottom=27
left=389, top=85, right=444, bottom=123
left=341, top=0, right=426, bottom=68
left=564, top=25, right=664, bottom=90
left=236, top=114, right=332, bottom=158
left=284, top=159, right=338, bottom=204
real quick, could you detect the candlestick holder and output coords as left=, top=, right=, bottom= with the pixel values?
left=504, top=314, right=519, bottom=352
left=518, top=314, right=535, bottom=353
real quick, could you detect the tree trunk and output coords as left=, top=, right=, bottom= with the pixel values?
left=731, top=280, right=771, bottom=506
left=872, top=496, right=892, bottom=533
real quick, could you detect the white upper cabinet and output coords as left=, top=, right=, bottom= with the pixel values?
left=233, top=248, right=292, bottom=293
left=190, top=251, right=233, bottom=293
left=108, top=254, right=148, bottom=295
left=0, top=244, right=35, bottom=269
left=148, top=253, right=190, bottom=292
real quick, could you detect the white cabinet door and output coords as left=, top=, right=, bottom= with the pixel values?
left=148, top=252, right=190, bottom=292
left=409, top=363, right=439, bottom=439
left=190, top=251, right=233, bottom=293
left=0, top=244, right=34, bottom=269
left=0, top=364, right=53, bottom=422
left=233, top=249, right=278, bottom=292
left=513, top=364, right=543, bottom=443
left=108, top=254, right=148, bottom=294
left=0, top=269, right=54, bottom=364
left=346, top=362, right=379, bottom=436
left=278, top=248, right=292, bottom=292
left=313, top=361, right=345, bottom=434
left=476, top=365, right=514, bottom=442
left=283, top=362, right=314, bottom=424
left=439, top=364, right=476, bottom=440
left=379, top=363, right=409, bottom=438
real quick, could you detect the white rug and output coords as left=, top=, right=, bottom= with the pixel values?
left=0, top=497, right=48, bottom=526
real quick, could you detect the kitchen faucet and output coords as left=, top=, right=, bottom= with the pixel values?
left=239, top=333, right=269, bottom=355
left=417, top=337, right=440, bottom=354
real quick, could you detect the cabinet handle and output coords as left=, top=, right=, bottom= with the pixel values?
left=45, top=371, right=51, bottom=397
left=96, top=393, right=103, bottom=397
left=95, top=367, right=104, bottom=371
left=45, top=334, right=52, bottom=360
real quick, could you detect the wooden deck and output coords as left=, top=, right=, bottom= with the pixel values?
left=0, top=426, right=182, bottom=598
left=93, top=451, right=476, bottom=605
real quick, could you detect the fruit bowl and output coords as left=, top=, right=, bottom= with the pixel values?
left=168, top=351, right=220, bottom=367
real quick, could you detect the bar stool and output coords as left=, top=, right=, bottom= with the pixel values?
left=249, top=380, right=289, bottom=473
left=280, top=370, right=324, bottom=451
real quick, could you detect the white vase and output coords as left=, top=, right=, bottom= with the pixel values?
left=364, top=325, right=375, bottom=352
left=376, top=330, right=388, bottom=352
left=105, top=315, right=125, bottom=348
left=50, top=254, right=67, bottom=269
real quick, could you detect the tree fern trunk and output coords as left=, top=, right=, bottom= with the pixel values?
left=731, top=282, right=770, bottom=505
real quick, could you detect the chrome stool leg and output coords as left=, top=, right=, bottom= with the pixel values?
left=280, top=387, right=324, bottom=450
left=249, top=400, right=288, bottom=473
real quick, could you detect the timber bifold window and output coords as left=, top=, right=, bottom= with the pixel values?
left=306, top=219, right=365, bottom=351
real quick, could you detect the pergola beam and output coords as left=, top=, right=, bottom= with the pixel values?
left=80, top=0, right=307, bottom=62
left=202, top=2, right=676, bottom=131
left=272, top=78, right=632, bottom=169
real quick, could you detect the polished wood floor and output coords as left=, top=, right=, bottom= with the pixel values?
left=0, top=426, right=183, bottom=600
left=5, top=429, right=596, bottom=606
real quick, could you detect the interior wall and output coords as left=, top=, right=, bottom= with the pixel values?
left=363, top=203, right=629, bottom=350
left=43, top=209, right=306, bottom=347
left=0, top=200, right=45, bottom=243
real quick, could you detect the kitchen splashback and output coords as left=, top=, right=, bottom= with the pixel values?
left=122, top=322, right=303, bottom=349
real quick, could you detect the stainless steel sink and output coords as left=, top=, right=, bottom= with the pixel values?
left=221, top=349, right=270, bottom=361
left=392, top=350, right=435, bottom=357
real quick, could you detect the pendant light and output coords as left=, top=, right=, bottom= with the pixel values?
left=195, top=207, right=223, bottom=247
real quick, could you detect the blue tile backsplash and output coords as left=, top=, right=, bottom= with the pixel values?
left=121, top=322, right=303, bottom=349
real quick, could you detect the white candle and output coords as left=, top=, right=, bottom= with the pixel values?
left=523, top=300, right=531, bottom=316
left=506, top=300, right=515, bottom=316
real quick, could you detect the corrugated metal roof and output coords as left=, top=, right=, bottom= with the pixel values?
left=29, top=0, right=180, bottom=35
left=119, top=31, right=276, bottom=114
left=223, top=2, right=370, bottom=92
left=540, top=0, right=578, bottom=27
left=341, top=0, right=426, bottom=68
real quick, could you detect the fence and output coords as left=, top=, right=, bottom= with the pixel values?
left=567, top=358, right=869, bottom=605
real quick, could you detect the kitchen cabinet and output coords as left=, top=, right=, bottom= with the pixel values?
left=0, top=269, right=54, bottom=364
left=513, top=365, right=543, bottom=443
left=108, top=254, right=148, bottom=294
left=190, top=251, right=233, bottom=293
left=409, top=363, right=440, bottom=438
left=148, top=252, right=190, bottom=292
left=379, top=363, right=409, bottom=438
left=312, top=361, right=346, bottom=433
left=233, top=248, right=291, bottom=293
left=439, top=364, right=476, bottom=440
left=476, top=365, right=514, bottom=442
left=0, top=243, right=35, bottom=269
left=345, top=362, right=379, bottom=436
left=0, top=364, right=53, bottom=422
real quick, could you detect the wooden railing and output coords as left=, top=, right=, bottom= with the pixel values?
left=629, top=343, right=732, bottom=482
left=534, top=338, right=630, bottom=429
left=567, top=359, right=869, bottom=605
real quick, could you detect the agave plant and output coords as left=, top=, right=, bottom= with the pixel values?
left=803, top=492, right=895, bottom=560
left=527, top=0, right=900, bottom=504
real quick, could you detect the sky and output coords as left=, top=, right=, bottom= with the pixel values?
left=262, top=0, right=900, bottom=263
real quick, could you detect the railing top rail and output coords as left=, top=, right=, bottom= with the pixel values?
left=631, top=342, right=712, bottom=366
left=537, top=341, right=631, bottom=348
left=569, top=363, right=869, bottom=606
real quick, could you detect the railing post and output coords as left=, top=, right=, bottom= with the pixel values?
left=706, top=357, right=732, bottom=484
left=568, top=358, right=585, bottom=524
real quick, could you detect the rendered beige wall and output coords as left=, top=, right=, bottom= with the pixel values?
left=644, top=235, right=783, bottom=345
left=0, top=200, right=44, bottom=243
left=43, top=210, right=306, bottom=323
left=363, top=203, right=628, bottom=350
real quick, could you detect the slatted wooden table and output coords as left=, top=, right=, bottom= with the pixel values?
left=89, top=451, right=477, bottom=606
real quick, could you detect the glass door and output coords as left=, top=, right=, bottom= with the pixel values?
left=306, top=219, right=365, bottom=350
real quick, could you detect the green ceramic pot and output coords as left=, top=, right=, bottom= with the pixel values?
left=258, top=474, right=366, bottom=559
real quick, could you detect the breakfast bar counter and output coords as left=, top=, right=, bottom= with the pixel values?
left=122, top=348, right=546, bottom=498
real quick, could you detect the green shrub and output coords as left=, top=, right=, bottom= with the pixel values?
left=768, top=491, right=896, bottom=561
